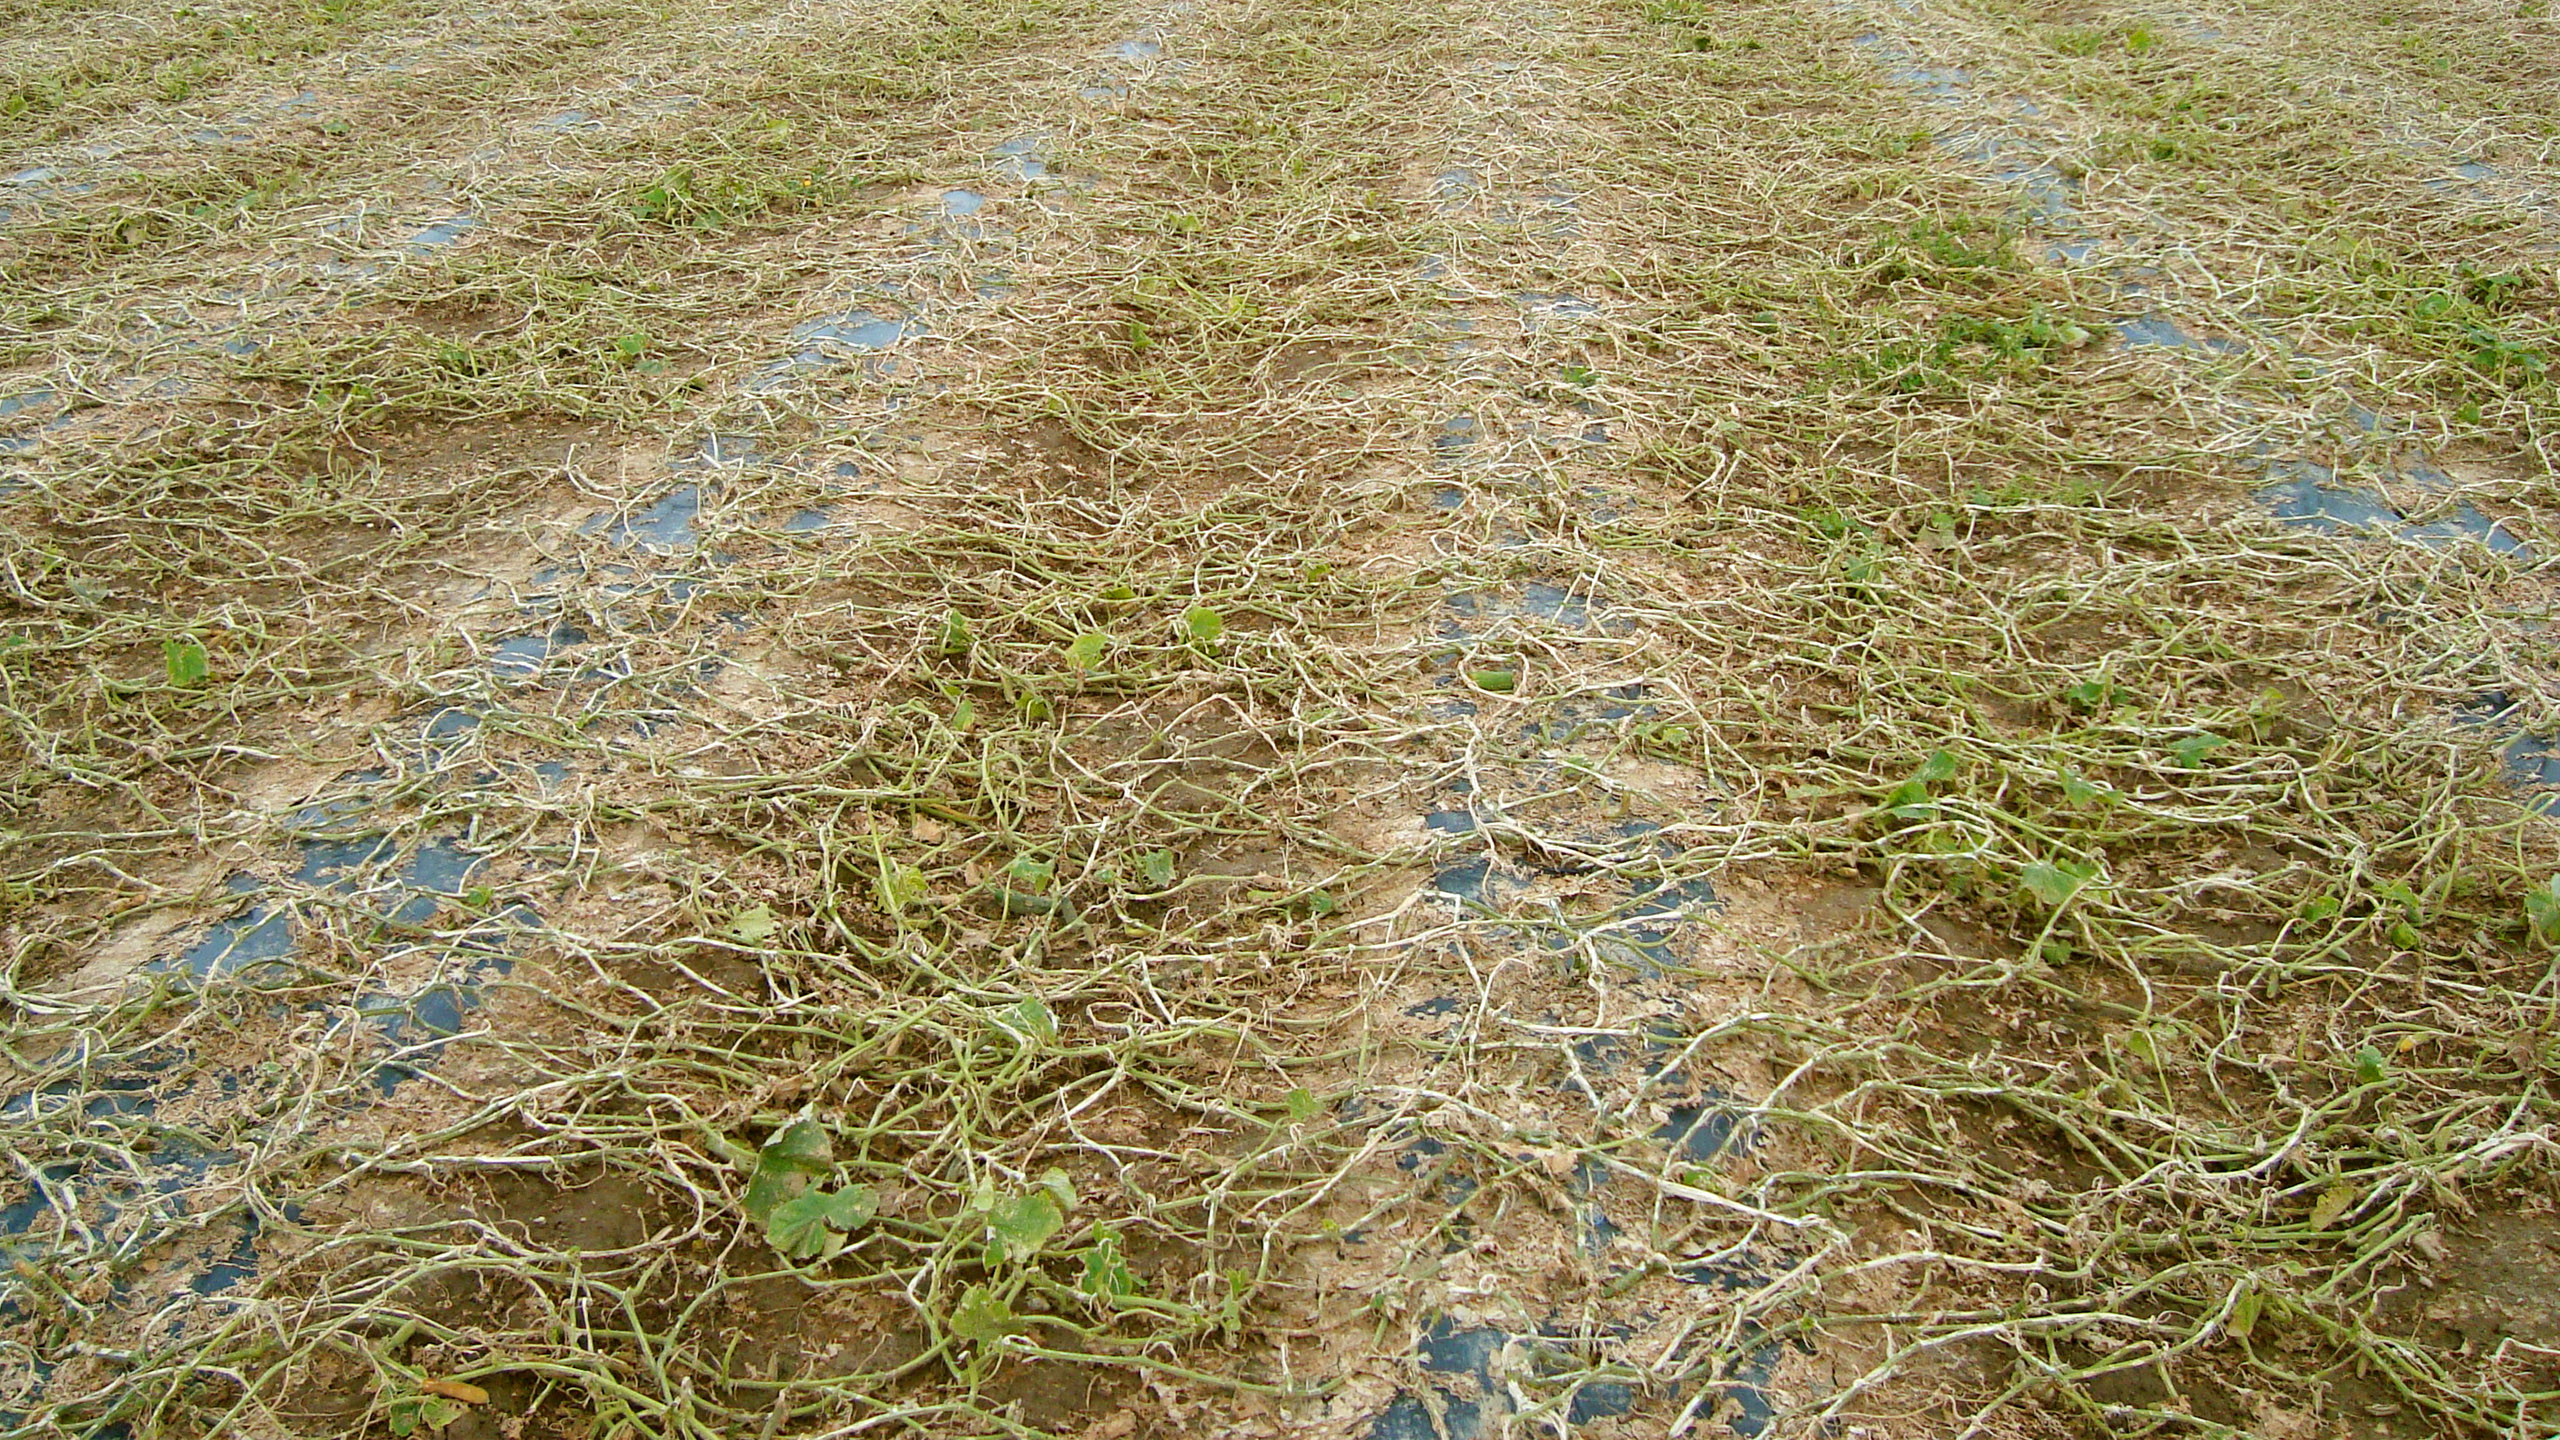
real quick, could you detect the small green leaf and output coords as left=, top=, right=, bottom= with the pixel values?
left=385, top=1394, right=468, bottom=1438
left=880, top=863, right=927, bottom=911
left=2354, top=1044, right=2388, bottom=1086
left=1077, top=1229, right=1139, bottom=1301
left=2020, top=858, right=2096, bottom=907
left=164, top=637, right=208, bottom=688
left=1006, top=856, right=1053, bottom=892
left=998, top=997, right=1056, bottom=1046
left=743, top=1119, right=832, bottom=1224
left=1911, top=750, right=1959, bottom=785
left=1183, top=605, right=1224, bottom=644
left=2059, top=770, right=2114, bottom=807
left=951, top=697, right=975, bottom=731
left=2166, top=733, right=2226, bottom=768
left=987, top=1190, right=1064, bottom=1262
left=726, top=904, right=777, bottom=945
left=2061, top=679, right=2115, bottom=711
left=938, top=612, right=972, bottom=656
left=1285, top=1087, right=1318, bottom=1123
left=951, top=1283, right=1017, bottom=1341
left=2229, top=1285, right=2263, bottom=1341
left=1469, top=668, right=1517, bottom=693
left=1137, top=848, right=1177, bottom=889
left=1101, top=582, right=1136, bottom=601
left=1066, top=630, right=1109, bottom=670
left=766, top=1194, right=846, bottom=1260
left=766, top=1184, right=880, bottom=1259
left=2300, top=892, right=2342, bottom=922
left=2526, top=876, right=2560, bottom=946
left=1561, top=363, right=1598, bottom=388
left=2123, top=1028, right=2159, bottom=1067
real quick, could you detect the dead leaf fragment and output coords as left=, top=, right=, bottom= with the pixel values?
left=2308, top=1181, right=2357, bottom=1231
left=420, top=1378, right=490, bottom=1405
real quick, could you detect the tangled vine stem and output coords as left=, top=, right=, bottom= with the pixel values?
left=1, top=0, right=2558, bottom=1434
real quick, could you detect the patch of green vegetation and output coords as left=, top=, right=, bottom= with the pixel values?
left=1828, top=307, right=2093, bottom=392
left=1866, top=214, right=2016, bottom=286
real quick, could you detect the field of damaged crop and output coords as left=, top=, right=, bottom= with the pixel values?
left=3, top=0, right=2559, bottom=1435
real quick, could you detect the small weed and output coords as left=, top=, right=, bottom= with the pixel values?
left=631, top=161, right=833, bottom=230
left=1869, top=215, right=2015, bottom=286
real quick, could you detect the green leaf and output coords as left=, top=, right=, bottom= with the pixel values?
left=2299, top=892, right=2342, bottom=922
left=1880, top=779, right=1935, bottom=820
left=766, top=1193, right=845, bottom=1260
left=2353, top=1044, right=2388, bottom=1086
left=2058, top=770, right=2114, bottom=807
left=1077, top=1230, right=1139, bottom=1301
left=1469, top=668, right=1517, bottom=693
left=742, top=1119, right=832, bottom=1224
left=1006, top=856, right=1053, bottom=892
left=2229, top=1285, right=2263, bottom=1341
left=1183, top=605, right=1224, bottom=644
left=2527, top=876, right=2560, bottom=946
left=938, top=612, right=972, bottom=656
left=880, top=863, right=927, bottom=911
left=1101, top=582, right=1136, bottom=601
left=2308, top=1180, right=2357, bottom=1231
left=1285, top=1087, right=1318, bottom=1123
left=820, top=1184, right=880, bottom=1229
left=766, top=1184, right=879, bottom=1260
left=987, top=1190, right=1064, bottom=1262
left=1219, top=1267, right=1249, bottom=1339
left=950, top=1283, right=1017, bottom=1341
left=1137, top=848, right=1177, bottom=889
left=2123, top=1028, right=2159, bottom=1067
left=386, top=1396, right=465, bottom=1437
left=725, top=904, right=777, bottom=945
left=2020, top=858, right=2096, bottom=907
left=2166, top=733, right=2226, bottom=768
left=1066, top=630, right=1109, bottom=670
left=1561, top=363, right=1598, bottom=388
left=164, top=637, right=209, bottom=687
left=998, top=996, right=1056, bottom=1046
left=1911, top=750, right=1959, bottom=785
left=951, top=697, right=975, bottom=731
left=2061, top=679, right=2115, bottom=711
